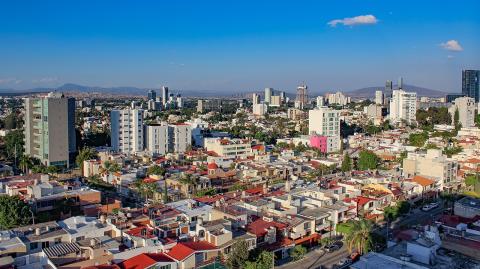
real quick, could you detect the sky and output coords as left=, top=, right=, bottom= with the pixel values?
left=0, top=0, right=479, bottom=93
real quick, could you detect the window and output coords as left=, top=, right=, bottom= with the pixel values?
left=30, top=242, right=39, bottom=250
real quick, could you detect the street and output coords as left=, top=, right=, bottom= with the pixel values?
left=276, top=244, right=349, bottom=269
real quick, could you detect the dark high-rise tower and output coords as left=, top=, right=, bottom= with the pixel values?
left=462, top=70, right=480, bottom=102
left=147, top=89, right=156, bottom=101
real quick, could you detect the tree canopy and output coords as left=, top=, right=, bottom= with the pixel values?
left=357, top=150, right=380, bottom=170
left=0, top=195, right=32, bottom=229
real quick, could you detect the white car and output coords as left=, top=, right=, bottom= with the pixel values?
left=422, top=205, right=432, bottom=211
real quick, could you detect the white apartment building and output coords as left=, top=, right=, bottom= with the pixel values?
left=308, top=107, right=341, bottom=152
left=111, top=109, right=144, bottom=154
left=264, top=88, right=273, bottom=104
left=270, top=95, right=281, bottom=107
left=389, top=90, right=417, bottom=125
left=204, top=138, right=251, bottom=158
left=403, top=149, right=458, bottom=190
left=144, top=123, right=192, bottom=156
left=316, top=96, right=325, bottom=107
left=448, top=97, right=476, bottom=128
left=326, top=92, right=351, bottom=106
left=252, top=93, right=260, bottom=105
left=375, top=90, right=384, bottom=105
left=364, top=104, right=383, bottom=125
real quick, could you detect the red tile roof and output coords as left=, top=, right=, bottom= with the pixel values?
left=166, top=241, right=217, bottom=261
left=411, top=175, right=435, bottom=187
left=247, top=218, right=287, bottom=237
left=355, top=196, right=374, bottom=207
left=118, top=253, right=174, bottom=269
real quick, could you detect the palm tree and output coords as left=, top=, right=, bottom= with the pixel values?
left=19, top=155, right=33, bottom=174
left=345, top=219, right=374, bottom=255
left=76, top=147, right=98, bottom=175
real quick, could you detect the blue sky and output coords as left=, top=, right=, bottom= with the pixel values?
left=0, top=1, right=479, bottom=93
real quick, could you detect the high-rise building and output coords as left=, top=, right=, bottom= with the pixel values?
left=253, top=103, right=268, bottom=116
left=147, top=89, right=156, bottom=101
left=326, top=92, right=351, bottom=106
left=279, top=91, right=286, bottom=102
left=384, top=80, right=393, bottom=104
left=24, top=92, right=76, bottom=168
left=448, top=97, right=476, bottom=128
left=161, top=86, right=169, bottom=106
left=308, top=107, right=341, bottom=152
left=462, top=70, right=480, bottom=102
left=375, top=90, right=384, bottom=105
left=398, top=77, right=404, bottom=90
left=296, top=84, right=308, bottom=109
left=111, top=109, right=144, bottom=154
left=270, top=95, right=281, bottom=107
left=264, top=88, right=273, bottom=104
left=316, top=96, right=325, bottom=107
left=252, top=93, right=260, bottom=105
left=389, top=90, right=417, bottom=124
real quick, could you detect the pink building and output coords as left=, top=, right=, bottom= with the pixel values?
left=310, top=135, right=328, bottom=153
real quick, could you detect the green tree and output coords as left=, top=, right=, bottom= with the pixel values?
left=103, top=161, right=121, bottom=173
left=454, top=107, right=461, bottom=130
left=134, top=179, right=158, bottom=202
left=4, top=129, right=24, bottom=160
left=19, top=155, right=33, bottom=174
left=0, top=195, right=32, bottom=229
left=226, top=240, right=250, bottom=269
left=357, top=150, right=380, bottom=170
left=341, top=154, right=352, bottom=172
left=147, top=165, right=166, bottom=176
left=290, top=245, right=307, bottom=261
left=245, top=251, right=274, bottom=269
left=344, top=219, right=374, bottom=255
left=408, top=132, right=428, bottom=147
left=76, top=147, right=98, bottom=174
left=4, top=112, right=19, bottom=130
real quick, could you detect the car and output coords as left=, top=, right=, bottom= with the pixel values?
left=324, top=243, right=341, bottom=252
left=422, top=205, right=432, bottom=211
left=429, top=202, right=439, bottom=208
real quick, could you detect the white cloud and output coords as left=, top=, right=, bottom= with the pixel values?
left=328, top=14, right=378, bottom=27
left=33, top=77, right=58, bottom=83
left=0, top=78, right=22, bottom=84
left=440, top=40, right=463, bottom=52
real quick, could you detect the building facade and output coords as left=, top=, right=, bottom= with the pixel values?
left=308, top=107, right=341, bottom=152
left=462, top=70, right=480, bottom=102
left=448, top=96, right=476, bottom=128
left=24, top=92, right=76, bottom=168
left=389, top=90, right=417, bottom=125
left=110, top=109, right=144, bottom=154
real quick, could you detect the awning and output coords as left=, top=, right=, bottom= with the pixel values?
left=43, top=242, right=80, bottom=258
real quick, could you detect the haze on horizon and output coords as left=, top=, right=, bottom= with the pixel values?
left=1, top=0, right=479, bottom=93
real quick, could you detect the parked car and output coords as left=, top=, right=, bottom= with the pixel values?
left=324, top=242, right=342, bottom=252
left=422, top=205, right=433, bottom=211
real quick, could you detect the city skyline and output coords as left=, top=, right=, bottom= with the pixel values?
left=1, top=1, right=479, bottom=92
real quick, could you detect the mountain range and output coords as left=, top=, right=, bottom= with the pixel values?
left=0, top=83, right=450, bottom=98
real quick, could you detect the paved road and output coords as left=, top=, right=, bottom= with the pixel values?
left=277, top=244, right=349, bottom=269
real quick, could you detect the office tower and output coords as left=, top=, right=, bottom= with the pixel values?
left=296, top=84, right=308, bottom=109
left=308, top=107, right=341, bottom=152
left=462, top=70, right=480, bottom=102
left=398, top=77, right=404, bottom=90
left=110, top=109, right=144, bottom=154
left=264, top=88, right=273, bottom=104
left=389, top=90, right=417, bottom=124
left=445, top=94, right=465, bottom=103
left=316, top=96, right=325, bottom=107
left=448, top=97, right=476, bottom=128
left=279, top=91, right=286, bottom=102
left=24, top=92, right=76, bottom=168
left=375, top=90, right=384, bottom=105
left=252, top=93, right=260, bottom=105
left=161, top=86, right=169, bottom=106
left=147, top=89, right=156, bottom=101
left=385, top=80, right=393, bottom=92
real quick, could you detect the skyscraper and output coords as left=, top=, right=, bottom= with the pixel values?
left=147, top=89, right=156, bottom=101
left=462, top=70, right=480, bottom=102
left=296, top=84, right=308, bottom=109
left=252, top=93, right=260, bottom=105
left=24, top=92, right=76, bottom=168
left=264, top=88, right=273, bottom=104
left=398, top=77, right=404, bottom=90
left=375, top=90, right=384, bottom=105
left=161, top=86, right=169, bottom=106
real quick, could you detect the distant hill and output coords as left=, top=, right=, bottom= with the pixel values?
left=347, top=84, right=447, bottom=98
left=0, top=83, right=449, bottom=98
